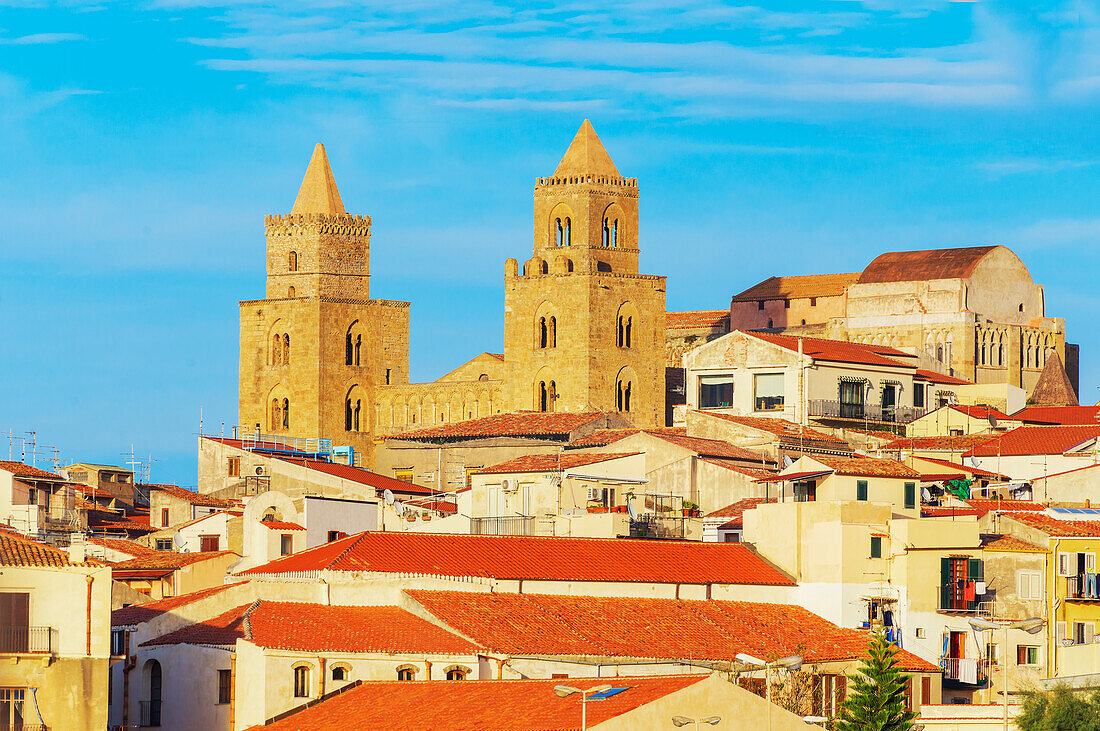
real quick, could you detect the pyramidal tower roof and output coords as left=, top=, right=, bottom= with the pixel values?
left=1029, top=351, right=1079, bottom=407
left=553, top=119, right=621, bottom=178
left=291, top=143, right=346, bottom=215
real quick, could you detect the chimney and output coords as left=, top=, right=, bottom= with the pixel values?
left=68, top=532, right=87, bottom=563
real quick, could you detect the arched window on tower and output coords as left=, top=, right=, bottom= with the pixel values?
left=548, top=381, right=557, bottom=411
left=288, top=286, right=296, bottom=298
left=612, top=219, right=619, bottom=248
left=346, top=331, right=354, bottom=365
left=564, top=218, right=571, bottom=246
left=345, top=393, right=362, bottom=432
left=602, top=218, right=610, bottom=247
left=272, top=334, right=282, bottom=365
left=616, top=379, right=632, bottom=412
left=566, top=259, right=573, bottom=272
left=549, top=317, right=557, bottom=348
left=556, top=218, right=563, bottom=246
left=538, top=317, right=548, bottom=349
left=354, top=334, right=361, bottom=365
left=271, top=399, right=281, bottom=431
left=282, top=398, right=290, bottom=429
left=541, top=260, right=548, bottom=274
left=283, top=334, right=290, bottom=365
left=597, top=261, right=612, bottom=273
left=288, top=251, right=298, bottom=272
left=538, top=381, right=549, bottom=412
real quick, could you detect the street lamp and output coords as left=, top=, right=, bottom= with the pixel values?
left=555, top=683, right=613, bottom=731
left=968, top=616, right=1045, bottom=731
left=672, top=716, right=721, bottom=728
left=736, top=653, right=802, bottom=731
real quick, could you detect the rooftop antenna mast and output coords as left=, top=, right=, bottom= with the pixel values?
left=25, top=431, right=36, bottom=467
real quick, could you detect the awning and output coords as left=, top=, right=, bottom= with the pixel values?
left=754, top=470, right=833, bottom=483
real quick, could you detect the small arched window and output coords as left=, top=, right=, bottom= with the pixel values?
left=293, top=666, right=309, bottom=697
left=397, top=667, right=416, bottom=681
left=548, top=381, right=557, bottom=411
left=270, top=399, right=281, bottom=431
left=597, top=261, right=612, bottom=273
left=538, top=317, right=548, bottom=349
left=612, top=219, right=619, bottom=247
left=937, top=344, right=944, bottom=362
left=446, top=669, right=467, bottom=681
left=566, top=259, right=573, bottom=272
left=272, top=333, right=282, bottom=365
left=564, top=218, right=571, bottom=246
left=288, top=286, right=296, bottom=298
left=616, top=379, right=632, bottom=412
left=767, top=318, right=774, bottom=329
left=538, top=381, right=549, bottom=412
left=345, top=395, right=362, bottom=432
left=549, top=316, right=557, bottom=348
left=556, top=218, right=563, bottom=246
left=602, top=218, right=610, bottom=247
left=283, top=334, right=290, bottom=365
left=541, top=260, right=548, bottom=274
left=288, top=251, right=298, bottom=272
left=282, top=398, right=290, bottom=429
left=332, top=666, right=347, bottom=681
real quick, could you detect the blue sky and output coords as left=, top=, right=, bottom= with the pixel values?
left=2, top=0, right=1099, bottom=484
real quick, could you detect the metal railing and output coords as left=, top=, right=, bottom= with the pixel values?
left=139, top=699, right=163, bottom=727
left=0, top=725, right=48, bottom=731
left=242, top=475, right=271, bottom=496
left=630, top=515, right=687, bottom=540
left=939, top=585, right=982, bottom=613
left=471, top=516, right=534, bottom=536
left=940, top=657, right=988, bottom=685
left=1067, top=574, right=1100, bottom=600
left=0, top=625, right=55, bottom=654
left=808, top=400, right=926, bottom=424
left=241, top=431, right=332, bottom=457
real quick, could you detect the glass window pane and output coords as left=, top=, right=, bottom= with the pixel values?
left=753, top=373, right=784, bottom=411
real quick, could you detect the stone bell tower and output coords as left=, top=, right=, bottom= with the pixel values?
left=503, top=120, right=666, bottom=426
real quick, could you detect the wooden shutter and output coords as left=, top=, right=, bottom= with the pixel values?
left=967, top=558, right=984, bottom=581
left=904, top=677, right=913, bottom=710
left=904, top=482, right=916, bottom=509
left=1086, top=622, right=1096, bottom=644
left=1056, top=621, right=1067, bottom=644
left=1058, top=553, right=1074, bottom=577
left=0, top=592, right=29, bottom=628
left=940, top=557, right=951, bottom=610
left=836, top=674, right=847, bottom=703
left=921, top=676, right=931, bottom=705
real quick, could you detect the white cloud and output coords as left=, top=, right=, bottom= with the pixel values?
left=0, top=32, right=85, bottom=44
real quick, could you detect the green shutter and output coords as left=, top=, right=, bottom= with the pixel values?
left=857, top=480, right=868, bottom=501
left=871, top=536, right=882, bottom=559
left=940, top=557, right=952, bottom=610
left=968, top=558, right=984, bottom=581
left=904, top=482, right=916, bottom=509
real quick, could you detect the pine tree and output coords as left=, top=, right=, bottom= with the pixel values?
left=835, top=631, right=918, bottom=731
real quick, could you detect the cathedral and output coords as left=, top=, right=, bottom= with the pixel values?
left=238, top=122, right=666, bottom=466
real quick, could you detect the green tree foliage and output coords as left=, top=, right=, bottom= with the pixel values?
left=1016, top=686, right=1100, bottom=731
left=835, top=631, right=917, bottom=731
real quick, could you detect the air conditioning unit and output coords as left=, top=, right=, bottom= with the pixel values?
left=255, top=466, right=265, bottom=476
left=501, top=478, right=516, bottom=493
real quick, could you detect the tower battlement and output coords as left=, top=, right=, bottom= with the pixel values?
left=535, top=176, right=638, bottom=188
left=264, top=213, right=372, bottom=237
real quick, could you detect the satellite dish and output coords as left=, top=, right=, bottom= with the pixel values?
left=988, top=413, right=999, bottom=429
left=394, top=501, right=406, bottom=516
left=782, top=455, right=794, bottom=468
left=627, top=502, right=639, bottom=521
left=384, top=489, right=395, bottom=505
left=180, top=547, right=190, bottom=553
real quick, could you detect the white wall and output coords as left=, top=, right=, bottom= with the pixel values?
left=303, top=494, right=378, bottom=547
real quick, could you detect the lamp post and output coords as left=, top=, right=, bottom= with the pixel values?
left=735, top=653, right=803, bottom=731
left=554, top=683, right=612, bottom=731
left=672, top=716, right=721, bottom=728
left=968, top=616, right=1045, bottom=731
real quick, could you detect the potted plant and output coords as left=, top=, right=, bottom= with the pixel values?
left=682, top=500, right=698, bottom=516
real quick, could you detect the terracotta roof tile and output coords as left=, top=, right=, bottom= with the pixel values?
left=0, top=460, right=64, bottom=480
left=732, top=273, right=860, bottom=302
left=1007, top=513, right=1100, bottom=537
left=111, top=582, right=244, bottom=627
left=910, top=456, right=1010, bottom=481
left=408, top=591, right=937, bottom=671
left=568, top=427, right=771, bottom=462
left=390, top=411, right=610, bottom=442
left=259, top=521, right=305, bottom=531
left=240, top=531, right=795, bottom=586
left=251, top=674, right=709, bottom=731
left=962, top=425, right=1100, bottom=457
left=144, top=601, right=481, bottom=654
left=811, top=456, right=921, bottom=479
left=666, top=309, right=731, bottom=329
left=884, top=434, right=995, bottom=451
left=949, top=405, right=1012, bottom=420
left=914, top=369, right=972, bottom=386
left=704, top=498, right=776, bottom=523
left=981, top=535, right=1046, bottom=552
left=746, top=331, right=912, bottom=368
left=1012, top=406, right=1100, bottom=425
left=921, top=506, right=983, bottom=518
left=699, top=460, right=778, bottom=480
left=697, top=413, right=851, bottom=451
left=568, top=427, right=685, bottom=447
left=86, top=537, right=158, bottom=558
left=278, top=457, right=433, bottom=495
left=147, top=484, right=236, bottom=508
left=477, top=452, right=640, bottom=475
left=959, top=499, right=1046, bottom=517
left=112, top=550, right=237, bottom=571
left=0, top=530, right=92, bottom=567
left=858, top=246, right=998, bottom=284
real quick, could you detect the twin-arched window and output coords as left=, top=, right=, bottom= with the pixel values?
left=616, top=315, right=632, bottom=348
left=272, top=333, right=291, bottom=365
left=538, top=316, right=557, bottom=349
left=345, top=322, right=362, bottom=366
left=538, top=381, right=557, bottom=412
left=345, top=393, right=362, bottom=431
left=602, top=218, right=619, bottom=247
left=555, top=217, right=572, bottom=246
left=616, top=378, right=632, bottom=412
left=271, top=398, right=290, bottom=431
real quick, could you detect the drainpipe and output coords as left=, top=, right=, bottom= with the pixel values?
left=229, top=653, right=236, bottom=731
left=86, top=574, right=93, bottom=656
left=424, top=659, right=433, bottom=680
left=495, top=658, right=505, bottom=679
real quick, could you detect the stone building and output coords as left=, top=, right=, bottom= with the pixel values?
left=504, top=120, right=666, bottom=426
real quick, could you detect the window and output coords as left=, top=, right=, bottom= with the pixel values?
left=1017, top=570, right=1043, bottom=600
left=810, top=297, right=817, bottom=307
left=548, top=317, right=556, bottom=347
left=200, top=535, right=220, bottom=552
left=288, top=286, right=296, bottom=297
left=345, top=395, right=361, bottom=432
left=615, top=378, right=632, bottom=412
left=283, top=334, right=290, bottom=365
left=0, top=689, right=25, bottom=729
left=331, top=666, right=347, bottom=681
left=753, top=373, right=784, bottom=412
left=783, top=299, right=790, bottom=309
left=856, top=480, right=868, bottom=501
left=904, top=482, right=917, bottom=510
left=345, top=324, right=362, bottom=366
left=699, top=376, right=734, bottom=409
left=227, top=458, right=240, bottom=477
left=155, top=538, right=172, bottom=551
left=538, top=317, right=548, bottom=348
left=288, top=251, right=298, bottom=272
left=566, top=259, right=573, bottom=272
left=218, top=669, right=232, bottom=705
left=757, top=301, right=765, bottom=311
left=556, top=217, right=563, bottom=246
left=327, top=530, right=347, bottom=543
left=385, top=368, right=392, bottom=385
left=564, top=218, right=571, bottom=245
left=293, top=666, right=310, bottom=698
left=282, top=398, right=290, bottom=429
left=871, top=536, right=883, bottom=558
left=602, top=217, right=610, bottom=247
left=913, top=384, right=925, bottom=409
left=446, top=669, right=467, bottom=680
left=616, top=315, right=632, bottom=348
left=792, top=481, right=816, bottom=503
left=393, top=468, right=413, bottom=483
left=397, top=668, right=416, bottom=681
left=280, top=535, right=293, bottom=556
left=161, top=508, right=170, bottom=527
left=111, top=629, right=127, bottom=656
left=839, top=380, right=865, bottom=419
left=1074, top=621, right=1096, bottom=646
left=540, top=260, right=549, bottom=274
left=1017, top=645, right=1040, bottom=665
left=596, top=261, right=612, bottom=273
left=940, top=556, right=983, bottom=611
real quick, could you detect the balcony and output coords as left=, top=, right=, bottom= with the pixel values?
left=139, top=700, right=163, bottom=727
left=471, top=516, right=534, bottom=536
left=0, top=625, right=56, bottom=654
left=629, top=515, right=689, bottom=540
left=939, top=585, right=984, bottom=614
left=1066, top=574, right=1100, bottom=601
left=940, top=657, right=988, bottom=687
left=808, top=400, right=926, bottom=425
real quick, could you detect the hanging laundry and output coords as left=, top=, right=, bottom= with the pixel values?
left=964, top=581, right=976, bottom=602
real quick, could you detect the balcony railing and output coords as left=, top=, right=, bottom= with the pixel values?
left=940, top=657, right=988, bottom=686
left=808, top=400, right=926, bottom=425
left=1067, top=574, right=1100, bottom=600
left=630, top=515, right=687, bottom=540
left=0, top=625, right=56, bottom=654
left=471, top=516, right=534, bottom=536
left=140, top=699, right=163, bottom=727
left=242, top=475, right=271, bottom=496
left=939, top=586, right=982, bottom=613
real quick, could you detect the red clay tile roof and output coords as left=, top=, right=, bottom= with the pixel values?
left=884, top=434, right=996, bottom=452
left=921, top=506, right=983, bottom=518
left=981, top=535, right=1046, bottom=552
left=0, top=460, right=64, bottom=480
left=240, top=531, right=794, bottom=586
left=697, top=413, right=851, bottom=451
left=477, top=452, right=640, bottom=474
left=390, top=411, right=610, bottom=442
left=962, top=425, right=1100, bottom=457
left=144, top=601, right=481, bottom=654
left=914, top=369, right=972, bottom=386
left=745, top=331, right=912, bottom=368
left=666, top=309, right=731, bottom=329
left=1006, top=513, right=1100, bottom=537
left=960, top=499, right=1046, bottom=518
left=700, top=460, right=778, bottom=481
left=732, top=273, right=860, bottom=302
left=402, top=496, right=459, bottom=515
left=259, top=521, right=305, bottom=531
left=87, top=509, right=157, bottom=535
left=0, top=530, right=96, bottom=567
left=112, top=550, right=237, bottom=571
left=251, top=675, right=710, bottom=731
left=844, top=428, right=903, bottom=441
left=278, top=457, right=433, bottom=496
left=86, top=537, right=158, bottom=558
left=705, top=498, right=776, bottom=524
left=910, top=456, right=1011, bottom=481
left=568, top=427, right=685, bottom=448
left=408, top=591, right=937, bottom=671
left=1012, top=406, right=1100, bottom=425
left=568, top=427, right=771, bottom=462
left=148, top=483, right=236, bottom=508
left=858, top=246, right=998, bottom=284
left=111, top=582, right=244, bottom=627
left=949, top=405, right=1012, bottom=421
left=811, top=456, right=921, bottom=479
